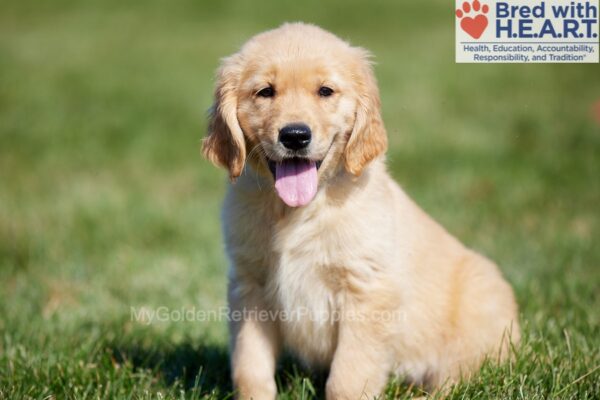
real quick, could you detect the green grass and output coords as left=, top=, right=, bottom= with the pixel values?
left=1, top=0, right=599, bottom=398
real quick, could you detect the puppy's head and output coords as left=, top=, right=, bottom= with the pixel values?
left=203, top=23, right=387, bottom=207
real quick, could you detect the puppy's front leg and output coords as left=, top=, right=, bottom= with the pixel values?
left=229, top=286, right=280, bottom=400
left=326, top=316, right=392, bottom=400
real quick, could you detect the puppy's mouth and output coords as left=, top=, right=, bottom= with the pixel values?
left=266, top=158, right=323, bottom=208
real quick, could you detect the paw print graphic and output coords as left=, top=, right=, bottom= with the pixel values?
left=456, top=0, right=489, bottom=39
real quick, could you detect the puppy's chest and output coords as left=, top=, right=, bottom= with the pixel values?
left=272, top=256, right=341, bottom=367
left=267, top=218, right=351, bottom=366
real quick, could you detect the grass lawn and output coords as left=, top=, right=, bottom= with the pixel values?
left=1, top=0, right=599, bottom=398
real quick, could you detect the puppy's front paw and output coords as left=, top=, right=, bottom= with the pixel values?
left=234, top=374, right=277, bottom=400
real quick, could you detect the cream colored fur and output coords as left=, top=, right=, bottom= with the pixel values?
left=203, top=23, right=519, bottom=400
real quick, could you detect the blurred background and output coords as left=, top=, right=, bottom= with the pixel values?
left=1, top=0, right=598, bottom=398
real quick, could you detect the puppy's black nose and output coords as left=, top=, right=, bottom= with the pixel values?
left=278, top=123, right=312, bottom=150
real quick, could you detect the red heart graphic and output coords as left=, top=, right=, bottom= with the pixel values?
left=460, top=15, right=488, bottom=39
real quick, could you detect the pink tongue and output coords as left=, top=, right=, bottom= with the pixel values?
left=274, top=159, right=318, bottom=207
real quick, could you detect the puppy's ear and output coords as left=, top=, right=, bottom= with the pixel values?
left=344, top=49, right=388, bottom=176
left=203, top=56, right=246, bottom=180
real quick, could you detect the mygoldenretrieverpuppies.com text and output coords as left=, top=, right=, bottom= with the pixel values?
left=130, top=306, right=407, bottom=325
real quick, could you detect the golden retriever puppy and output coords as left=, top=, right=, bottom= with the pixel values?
left=203, top=22, right=519, bottom=400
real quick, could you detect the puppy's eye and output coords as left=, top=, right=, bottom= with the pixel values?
left=256, top=86, right=275, bottom=98
left=318, top=86, right=334, bottom=97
